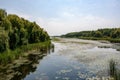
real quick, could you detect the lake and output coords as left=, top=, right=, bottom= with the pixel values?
left=1, top=38, right=120, bottom=80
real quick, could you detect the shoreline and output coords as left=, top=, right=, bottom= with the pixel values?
left=0, top=41, right=52, bottom=80
left=0, top=41, right=51, bottom=64
left=60, top=37, right=120, bottom=43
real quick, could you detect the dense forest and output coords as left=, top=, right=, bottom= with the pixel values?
left=61, top=28, right=120, bottom=43
left=0, top=9, right=50, bottom=53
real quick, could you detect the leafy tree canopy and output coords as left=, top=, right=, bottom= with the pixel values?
left=0, top=9, right=50, bottom=52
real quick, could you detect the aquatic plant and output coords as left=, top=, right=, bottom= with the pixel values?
left=109, top=60, right=120, bottom=80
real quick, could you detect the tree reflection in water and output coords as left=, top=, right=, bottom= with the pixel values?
left=0, top=44, right=54, bottom=80
left=11, top=44, right=54, bottom=80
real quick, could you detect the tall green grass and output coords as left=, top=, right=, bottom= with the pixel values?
left=0, top=41, right=51, bottom=65
left=109, top=60, right=120, bottom=80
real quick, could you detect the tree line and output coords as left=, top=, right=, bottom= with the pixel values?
left=0, top=9, right=50, bottom=52
left=61, top=28, right=120, bottom=42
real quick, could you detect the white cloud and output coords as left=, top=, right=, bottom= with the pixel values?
left=61, top=12, right=75, bottom=17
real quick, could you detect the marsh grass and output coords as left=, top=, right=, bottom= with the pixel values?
left=52, top=37, right=61, bottom=41
left=0, top=41, right=51, bottom=65
left=109, top=60, right=120, bottom=80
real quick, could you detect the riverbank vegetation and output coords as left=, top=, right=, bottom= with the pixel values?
left=109, top=60, right=120, bottom=80
left=0, top=41, right=51, bottom=64
left=61, top=28, right=120, bottom=43
left=52, top=37, right=61, bottom=41
left=0, top=9, right=50, bottom=64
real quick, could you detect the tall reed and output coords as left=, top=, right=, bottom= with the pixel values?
left=109, top=60, right=120, bottom=80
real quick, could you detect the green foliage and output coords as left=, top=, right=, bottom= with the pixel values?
left=29, top=29, right=40, bottom=43
left=111, top=30, right=120, bottom=38
left=109, top=60, right=120, bottom=80
left=9, top=31, right=19, bottom=50
left=52, top=37, right=61, bottom=41
left=93, top=31, right=102, bottom=37
left=19, top=28, right=28, bottom=45
left=1, top=18, right=12, bottom=31
left=0, top=29, right=9, bottom=52
left=0, top=9, right=7, bottom=21
left=109, top=60, right=116, bottom=77
left=62, top=28, right=120, bottom=43
left=0, top=9, right=50, bottom=64
left=0, top=41, right=51, bottom=64
left=0, top=9, right=50, bottom=53
left=7, top=14, right=24, bottom=30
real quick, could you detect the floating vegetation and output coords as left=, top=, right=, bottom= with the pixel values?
left=116, top=49, right=120, bottom=51
left=98, top=46, right=111, bottom=48
left=55, top=76, right=60, bottom=79
left=57, top=69, right=72, bottom=75
left=77, top=72, right=88, bottom=79
left=63, top=77, right=70, bottom=80
left=17, top=38, right=120, bottom=80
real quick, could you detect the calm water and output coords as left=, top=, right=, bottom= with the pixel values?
left=23, top=38, right=120, bottom=80
left=0, top=38, right=119, bottom=80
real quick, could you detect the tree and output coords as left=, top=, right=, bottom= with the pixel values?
left=0, top=9, right=7, bottom=21
left=111, top=30, right=120, bottom=38
left=92, top=31, right=102, bottom=38
left=0, top=29, right=9, bottom=52
left=9, top=31, right=19, bottom=50
left=29, top=30, right=40, bottom=43
left=19, top=28, right=28, bottom=45
left=7, top=14, right=24, bottom=30
left=1, top=18, right=12, bottom=31
left=0, top=8, right=50, bottom=51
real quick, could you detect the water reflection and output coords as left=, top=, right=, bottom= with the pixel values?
left=11, top=63, right=37, bottom=80
left=0, top=44, right=54, bottom=80
left=1, top=38, right=120, bottom=80
left=23, top=39, right=120, bottom=80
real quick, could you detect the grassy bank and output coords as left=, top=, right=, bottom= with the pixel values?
left=77, top=37, right=120, bottom=43
left=52, top=37, right=61, bottom=41
left=0, top=41, right=51, bottom=65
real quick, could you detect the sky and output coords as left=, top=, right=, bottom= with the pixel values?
left=0, top=0, right=120, bottom=35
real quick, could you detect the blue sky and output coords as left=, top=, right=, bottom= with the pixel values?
left=0, top=0, right=120, bottom=35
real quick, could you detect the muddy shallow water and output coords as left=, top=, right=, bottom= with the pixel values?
left=23, top=38, right=120, bottom=80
